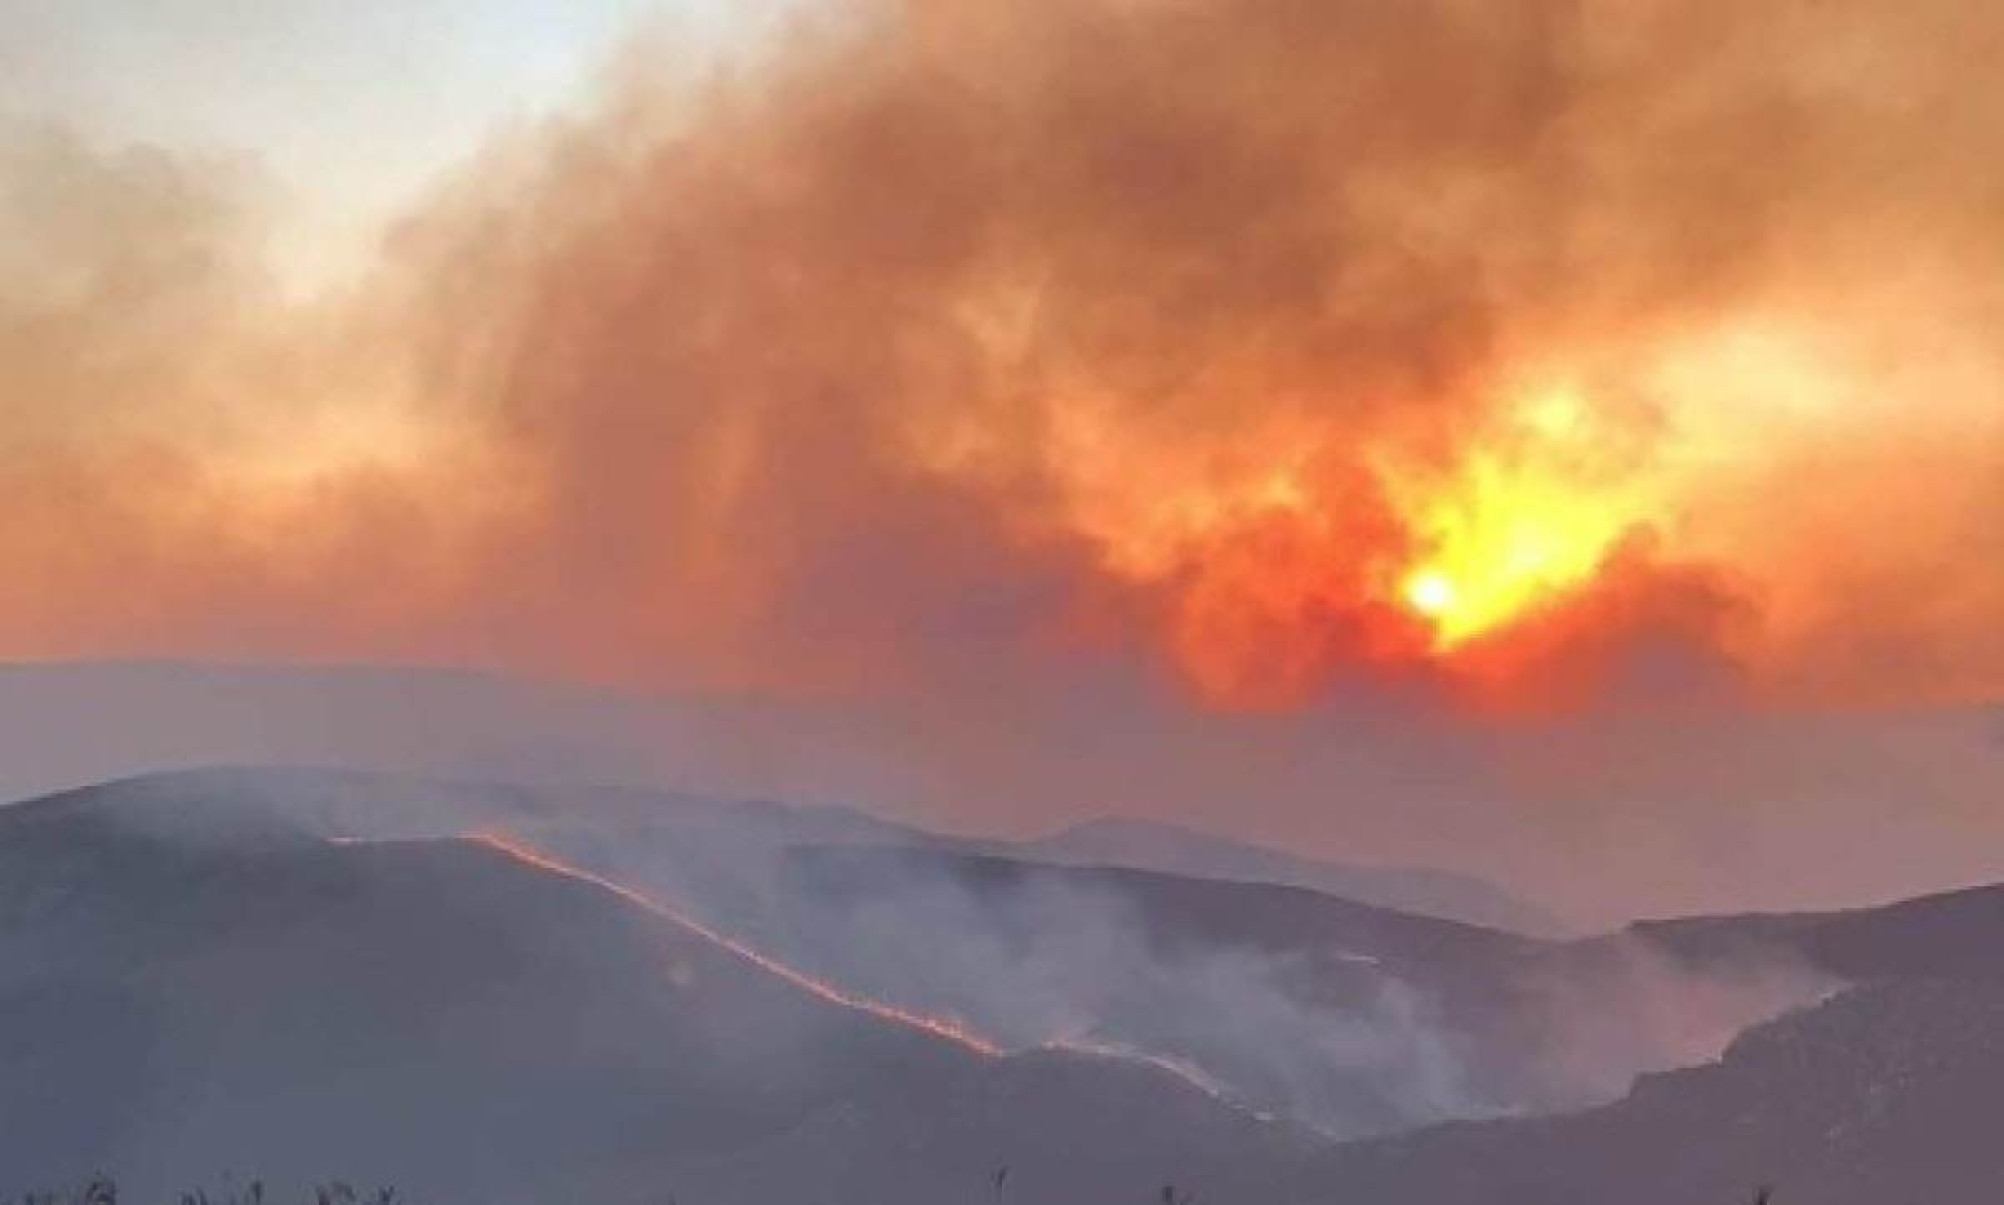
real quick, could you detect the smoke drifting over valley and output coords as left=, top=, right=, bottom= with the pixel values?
left=6, top=764, right=1837, bottom=1146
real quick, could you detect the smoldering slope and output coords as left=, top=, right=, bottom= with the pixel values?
left=39, top=763, right=1841, bottom=1143
left=546, top=824, right=1838, bottom=1138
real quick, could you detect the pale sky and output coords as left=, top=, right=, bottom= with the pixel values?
left=0, top=0, right=794, bottom=285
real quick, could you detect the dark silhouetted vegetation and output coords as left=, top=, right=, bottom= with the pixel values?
left=11, top=1170, right=1779, bottom=1203
left=9, top=1179, right=396, bottom=1205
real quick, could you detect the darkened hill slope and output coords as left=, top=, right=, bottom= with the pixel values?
left=1303, top=977, right=2004, bottom=1205
left=13, top=769, right=2004, bottom=1203
left=1280, top=876, right=2004, bottom=1202
left=1, top=767, right=1828, bottom=1139
left=782, top=842, right=1543, bottom=969
left=656, top=840, right=1822, bottom=1134
left=1018, top=815, right=1567, bottom=934
left=1629, top=878, right=2004, bottom=984
left=0, top=781, right=1306, bottom=1204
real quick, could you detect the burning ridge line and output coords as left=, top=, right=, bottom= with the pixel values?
left=458, top=829, right=1004, bottom=1056
left=462, top=832, right=1267, bottom=1110
left=328, top=831, right=1270, bottom=1113
left=1044, top=1037, right=1255, bottom=1112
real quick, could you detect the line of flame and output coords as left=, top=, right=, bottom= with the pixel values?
left=331, top=830, right=1283, bottom=1117
left=459, top=829, right=1005, bottom=1056
left=1038, top=1036, right=1262, bottom=1116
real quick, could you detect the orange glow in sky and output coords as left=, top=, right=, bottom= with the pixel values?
left=7, top=0, right=2004, bottom=715
left=1385, top=385, right=1656, bottom=650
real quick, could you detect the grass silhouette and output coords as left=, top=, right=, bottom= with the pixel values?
left=10, top=1179, right=397, bottom=1205
left=13, top=1172, right=1781, bottom=1203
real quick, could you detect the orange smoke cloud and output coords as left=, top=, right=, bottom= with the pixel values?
left=4, top=0, right=2003, bottom=713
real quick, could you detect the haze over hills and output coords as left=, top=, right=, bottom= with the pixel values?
left=9, top=765, right=2004, bottom=1202
left=0, top=774, right=1310, bottom=1203
left=1301, top=976, right=2004, bottom=1205
left=1015, top=816, right=1572, bottom=935
left=13, top=765, right=1824, bottom=1139
left=0, top=660, right=1566, bottom=934
left=5, top=659, right=2002, bottom=929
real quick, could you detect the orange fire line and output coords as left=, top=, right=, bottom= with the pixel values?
left=462, top=829, right=1005, bottom=1057
left=334, top=831, right=1267, bottom=1114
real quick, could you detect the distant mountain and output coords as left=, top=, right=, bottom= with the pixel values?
left=0, top=776, right=1307, bottom=1203
left=3, top=658, right=2001, bottom=930
left=22, top=762, right=927, bottom=850
left=1013, top=816, right=1568, bottom=935
left=0, top=658, right=1562, bottom=937
left=1627, top=879, right=2004, bottom=985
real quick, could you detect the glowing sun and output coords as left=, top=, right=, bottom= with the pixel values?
left=1403, top=570, right=1460, bottom=622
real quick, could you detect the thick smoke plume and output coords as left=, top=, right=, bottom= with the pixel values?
left=4, top=0, right=2003, bottom=711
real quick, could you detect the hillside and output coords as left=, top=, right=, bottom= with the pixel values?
left=0, top=780, right=1306, bottom=1203
left=0, top=767, right=1826, bottom=1139
left=1305, top=977, right=2004, bottom=1204
left=1018, top=816, right=1567, bottom=934
left=13, top=767, right=2004, bottom=1204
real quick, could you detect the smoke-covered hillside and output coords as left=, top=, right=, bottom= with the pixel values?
left=25, top=766, right=1830, bottom=1138
left=12, top=767, right=2004, bottom=1202
left=0, top=775, right=1307, bottom=1203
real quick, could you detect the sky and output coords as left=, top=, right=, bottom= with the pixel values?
left=2, top=0, right=2002, bottom=919
left=1, top=0, right=778, bottom=285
